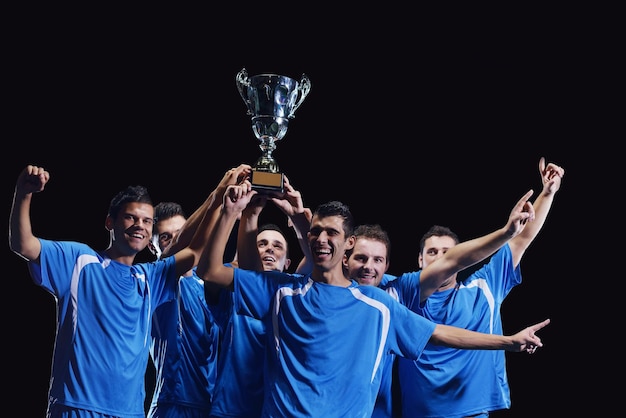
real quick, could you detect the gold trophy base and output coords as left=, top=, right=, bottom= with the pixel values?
left=251, top=170, right=284, bottom=193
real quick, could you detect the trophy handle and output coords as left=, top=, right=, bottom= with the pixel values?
left=236, top=68, right=254, bottom=115
left=288, top=74, right=311, bottom=118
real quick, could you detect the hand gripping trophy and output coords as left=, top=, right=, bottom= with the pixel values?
left=236, top=68, right=311, bottom=192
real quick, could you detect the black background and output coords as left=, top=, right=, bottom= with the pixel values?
left=5, top=8, right=608, bottom=417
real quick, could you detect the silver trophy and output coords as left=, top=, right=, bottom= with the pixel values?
left=236, top=67, right=311, bottom=192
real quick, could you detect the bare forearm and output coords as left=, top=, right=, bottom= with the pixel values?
left=167, top=164, right=252, bottom=257
left=163, top=191, right=220, bottom=257
left=420, top=227, right=512, bottom=299
left=509, top=192, right=555, bottom=265
left=9, top=191, right=40, bottom=261
left=430, top=324, right=512, bottom=350
left=509, top=158, right=563, bottom=262
left=518, top=192, right=554, bottom=243
left=236, top=212, right=262, bottom=270
left=430, top=318, right=549, bottom=353
left=450, top=227, right=513, bottom=269
left=196, top=208, right=238, bottom=287
left=290, top=211, right=313, bottom=274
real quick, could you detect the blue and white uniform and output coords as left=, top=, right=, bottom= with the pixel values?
left=31, top=239, right=178, bottom=417
left=232, top=268, right=437, bottom=418
left=204, top=262, right=266, bottom=418
left=372, top=272, right=422, bottom=417
left=207, top=284, right=266, bottom=418
left=147, top=268, right=220, bottom=418
left=398, top=244, right=521, bottom=418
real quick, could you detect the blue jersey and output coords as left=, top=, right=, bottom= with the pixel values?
left=232, top=268, right=437, bottom=418
left=30, top=239, right=178, bottom=417
left=372, top=272, right=423, bottom=418
left=147, top=268, right=220, bottom=417
left=207, top=287, right=266, bottom=417
left=398, top=244, right=521, bottom=418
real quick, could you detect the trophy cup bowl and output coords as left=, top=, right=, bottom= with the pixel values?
left=236, top=68, right=311, bottom=192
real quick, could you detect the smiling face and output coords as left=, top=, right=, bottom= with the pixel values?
left=256, top=229, right=291, bottom=272
left=106, top=202, right=155, bottom=257
left=344, top=237, right=389, bottom=287
left=308, top=214, right=353, bottom=273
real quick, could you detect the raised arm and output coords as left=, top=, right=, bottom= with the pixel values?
left=430, top=318, right=550, bottom=353
left=419, top=189, right=536, bottom=301
left=162, top=164, right=251, bottom=259
left=268, top=175, right=313, bottom=274
left=289, top=207, right=313, bottom=274
left=508, top=157, right=565, bottom=266
left=9, top=165, right=50, bottom=263
left=163, top=165, right=252, bottom=278
left=196, top=181, right=257, bottom=289
left=234, top=194, right=267, bottom=271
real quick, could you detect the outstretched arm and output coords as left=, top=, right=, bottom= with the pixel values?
left=9, top=165, right=50, bottom=262
left=420, top=189, right=536, bottom=301
left=430, top=318, right=550, bottom=353
left=196, top=181, right=257, bottom=289
left=508, top=157, right=565, bottom=266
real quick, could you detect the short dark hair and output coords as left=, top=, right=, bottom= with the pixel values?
left=108, top=185, right=153, bottom=219
left=313, top=200, right=354, bottom=237
left=154, top=201, right=187, bottom=223
left=419, top=225, right=460, bottom=254
left=258, top=223, right=289, bottom=256
left=346, top=224, right=391, bottom=262
left=258, top=223, right=286, bottom=238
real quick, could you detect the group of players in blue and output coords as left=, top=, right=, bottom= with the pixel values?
left=9, top=157, right=564, bottom=417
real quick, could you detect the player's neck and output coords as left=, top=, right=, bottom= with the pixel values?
left=103, top=247, right=137, bottom=266
left=312, top=267, right=352, bottom=287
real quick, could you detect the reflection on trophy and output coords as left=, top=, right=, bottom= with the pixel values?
left=236, top=68, right=311, bottom=192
